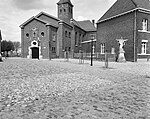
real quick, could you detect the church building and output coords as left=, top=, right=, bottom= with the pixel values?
left=20, top=0, right=96, bottom=59
left=97, top=0, right=150, bottom=62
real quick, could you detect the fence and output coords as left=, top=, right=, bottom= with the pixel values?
left=73, top=52, right=116, bottom=62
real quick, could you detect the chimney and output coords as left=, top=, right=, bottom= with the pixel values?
left=92, top=20, right=95, bottom=27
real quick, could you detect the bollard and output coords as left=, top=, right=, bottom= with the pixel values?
left=105, top=52, right=108, bottom=68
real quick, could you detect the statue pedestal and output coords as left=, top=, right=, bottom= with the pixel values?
left=116, top=37, right=128, bottom=62
left=118, top=51, right=126, bottom=62
left=0, top=54, right=3, bottom=62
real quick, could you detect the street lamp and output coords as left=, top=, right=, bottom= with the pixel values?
left=90, top=34, right=95, bottom=66
left=0, top=30, right=3, bottom=62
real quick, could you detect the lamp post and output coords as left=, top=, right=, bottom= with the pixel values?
left=0, top=30, right=3, bottom=62
left=90, top=34, right=95, bottom=66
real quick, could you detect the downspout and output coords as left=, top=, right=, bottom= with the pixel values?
left=134, top=10, right=137, bottom=62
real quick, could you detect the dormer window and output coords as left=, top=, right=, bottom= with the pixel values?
left=142, top=19, right=148, bottom=31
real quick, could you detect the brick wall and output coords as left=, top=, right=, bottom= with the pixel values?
left=23, top=20, right=47, bottom=58
left=136, top=12, right=150, bottom=55
left=97, top=12, right=135, bottom=61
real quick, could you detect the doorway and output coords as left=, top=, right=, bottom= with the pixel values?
left=31, top=47, right=39, bottom=59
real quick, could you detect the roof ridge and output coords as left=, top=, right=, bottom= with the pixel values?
left=35, top=11, right=60, bottom=21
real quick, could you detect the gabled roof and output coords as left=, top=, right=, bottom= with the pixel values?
left=77, top=20, right=96, bottom=32
left=20, top=12, right=60, bottom=28
left=98, top=0, right=150, bottom=23
left=132, top=0, right=150, bottom=10
left=35, top=11, right=60, bottom=21
left=19, top=17, right=48, bottom=28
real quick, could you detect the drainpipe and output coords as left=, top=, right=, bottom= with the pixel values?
left=134, top=10, right=137, bottom=62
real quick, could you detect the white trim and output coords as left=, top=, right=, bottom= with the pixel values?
left=142, top=40, right=148, bottom=43
left=138, top=30, right=150, bottom=33
left=81, top=39, right=96, bottom=44
left=138, top=54, right=150, bottom=55
left=97, top=8, right=150, bottom=24
left=97, top=8, right=138, bottom=23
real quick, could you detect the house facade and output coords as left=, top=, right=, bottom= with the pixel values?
left=20, top=0, right=96, bottom=59
left=97, top=0, right=150, bottom=62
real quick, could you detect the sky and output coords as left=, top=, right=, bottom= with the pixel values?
left=0, top=0, right=117, bottom=42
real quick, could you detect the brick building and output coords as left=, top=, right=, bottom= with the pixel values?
left=20, top=0, right=96, bottom=59
left=97, top=0, right=150, bottom=62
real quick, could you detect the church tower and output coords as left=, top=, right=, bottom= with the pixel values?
left=57, top=0, right=73, bottom=23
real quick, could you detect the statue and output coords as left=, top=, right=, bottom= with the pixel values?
left=116, top=37, right=128, bottom=62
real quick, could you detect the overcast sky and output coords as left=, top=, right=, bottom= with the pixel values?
left=0, top=0, right=116, bottom=42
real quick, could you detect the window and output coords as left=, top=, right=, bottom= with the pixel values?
left=52, top=47, right=56, bottom=53
left=71, top=8, right=72, bottom=13
left=64, top=9, right=66, bottom=12
left=75, top=32, right=77, bottom=46
left=65, top=31, right=67, bottom=37
left=60, top=9, right=62, bottom=14
left=52, top=33, right=56, bottom=41
left=41, top=32, right=44, bottom=37
left=141, top=40, right=148, bottom=54
left=101, top=43, right=105, bottom=54
left=69, top=32, right=71, bottom=38
left=142, top=19, right=148, bottom=31
left=26, top=33, right=29, bottom=38
left=65, top=47, right=68, bottom=51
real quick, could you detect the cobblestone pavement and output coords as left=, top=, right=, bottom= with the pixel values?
left=0, top=58, right=150, bottom=119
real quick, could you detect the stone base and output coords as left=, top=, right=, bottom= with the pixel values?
left=117, top=52, right=126, bottom=62
left=0, top=54, right=3, bottom=62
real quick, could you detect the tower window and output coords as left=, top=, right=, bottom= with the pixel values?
left=60, top=9, right=62, bottom=13
left=69, top=7, right=71, bottom=12
left=69, top=32, right=71, bottom=38
left=65, top=31, right=67, bottom=37
left=52, top=33, right=56, bottom=41
left=64, top=9, right=66, bottom=12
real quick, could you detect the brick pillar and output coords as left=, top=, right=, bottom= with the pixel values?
left=70, top=19, right=75, bottom=58
left=46, top=23, right=52, bottom=60
left=21, top=26, right=25, bottom=58
left=57, top=20, right=64, bottom=58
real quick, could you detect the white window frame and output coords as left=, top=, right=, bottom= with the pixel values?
left=101, top=43, right=105, bottom=54
left=142, top=19, right=148, bottom=31
left=141, top=40, right=148, bottom=54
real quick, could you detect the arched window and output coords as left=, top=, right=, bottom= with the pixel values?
left=65, top=31, right=67, bottom=37
left=60, top=9, right=62, bottom=13
left=69, top=32, right=71, bottom=38
left=64, top=9, right=66, bottom=12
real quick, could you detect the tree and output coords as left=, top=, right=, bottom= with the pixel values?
left=1, top=40, right=14, bottom=57
left=13, top=41, right=20, bottom=56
